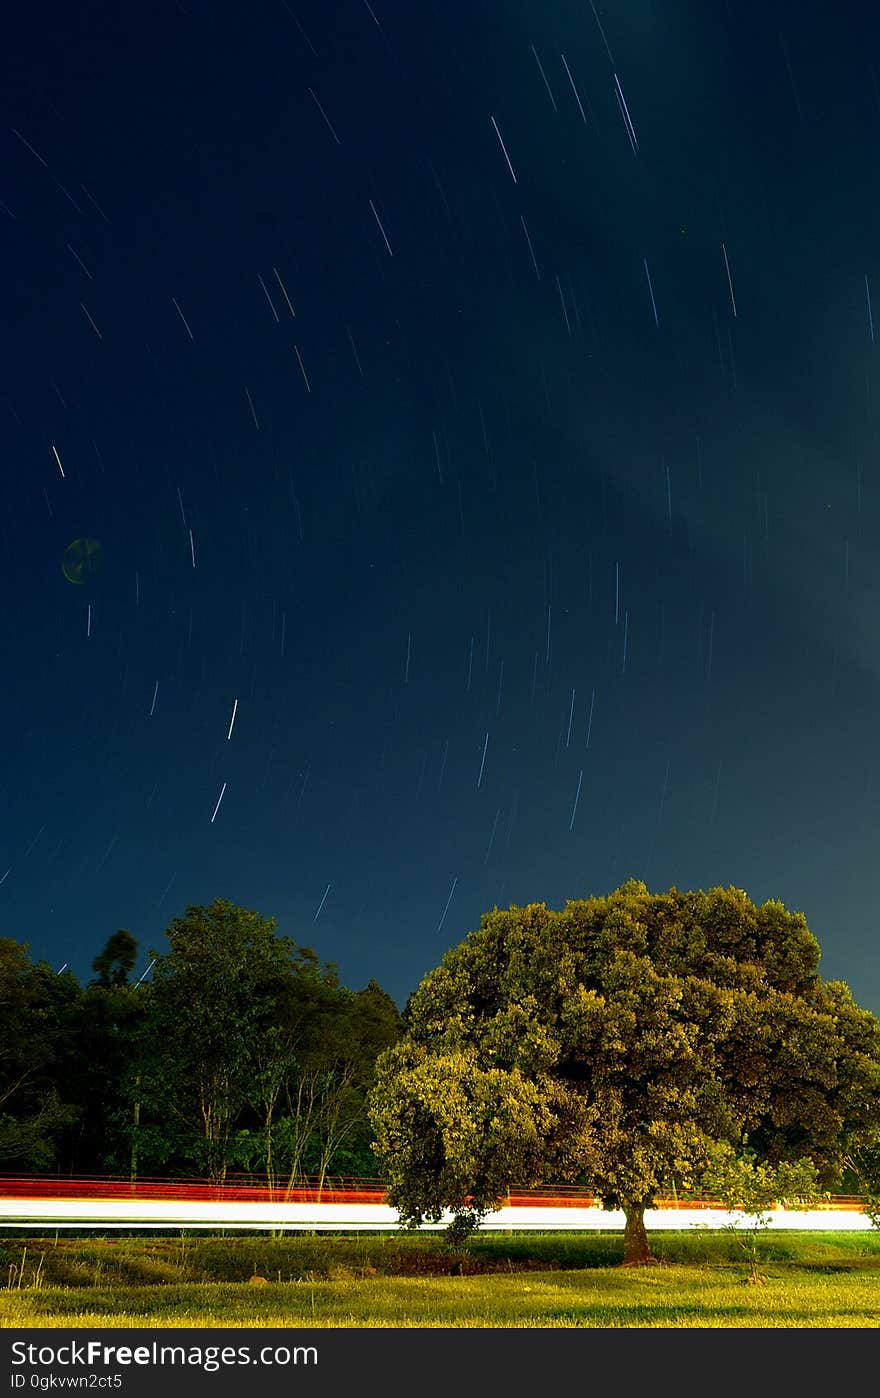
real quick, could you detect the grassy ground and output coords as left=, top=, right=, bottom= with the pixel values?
left=2, top=1231, right=879, bottom=1328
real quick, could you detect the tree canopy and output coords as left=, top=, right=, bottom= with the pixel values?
left=0, top=903, right=401, bottom=1184
left=368, top=880, right=880, bottom=1262
left=0, top=938, right=79, bottom=1167
left=91, top=929, right=138, bottom=988
left=139, top=899, right=402, bottom=1183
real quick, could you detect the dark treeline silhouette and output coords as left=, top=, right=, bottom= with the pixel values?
left=0, top=899, right=401, bottom=1185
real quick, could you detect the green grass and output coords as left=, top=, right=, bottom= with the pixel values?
left=2, top=1232, right=879, bottom=1328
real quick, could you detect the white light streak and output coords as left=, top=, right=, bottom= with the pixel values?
left=569, top=769, right=584, bottom=831
left=557, top=275, right=572, bottom=336
left=171, top=296, right=194, bottom=340
left=12, top=127, right=48, bottom=166
left=51, top=445, right=65, bottom=478
left=613, top=73, right=638, bottom=153
left=476, top=730, right=489, bottom=788
left=67, top=243, right=93, bottom=279
left=369, top=198, right=393, bottom=256
left=273, top=267, right=296, bottom=317
left=530, top=44, right=557, bottom=112
left=308, top=87, right=342, bottom=144
left=586, top=687, right=595, bottom=749
left=588, top=0, right=615, bottom=65
left=135, top=959, right=156, bottom=986
left=490, top=114, right=517, bottom=182
left=294, top=344, right=312, bottom=393
left=437, top=875, right=458, bottom=932
left=722, top=242, right=738, bottom=318
left=80, top=302, right=103, bottom=339
left=257, top=272, right=280, bottom=322
left=314, top=882, right=331, bottom=920
left=438, top=735, right=449, bottom=790
left=560, top=53, right=587, bottom=125
left=520, top=215, right=540, bottom=279
left=483, top=806, right=501, bottom=865
left=210, top=782, right=227, bottom=823
left=644, top=257, right=659, bottom=328
left=346, top=324, right=363, bottom=376
left=0, top=1197, right=868, bottom=1231
left=226, top=698, right=239, bottom=741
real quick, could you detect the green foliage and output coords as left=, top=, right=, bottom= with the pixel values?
left=700, top=1142, right=820, bottom=1281
left=844, top=1128, right=880, bottom=1228
left=369, top=881, right=880, bottom=1258
left=0, top=1092, right=73, bottom=1168
left=90, top=931, right=138, bottom=989
left=140, top=899, right=306, bottom=1180
left=701, top=1143, right=820, bottom=1214
left=0, top=906, right=401, bottom=1182
left=59, top=998, right=137, bottom=1173
left=132, top=899, right=402, bottom=1185
left=0, top=939, right=80, bottom=1168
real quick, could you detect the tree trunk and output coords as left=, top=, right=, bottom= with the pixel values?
left=622, top=1202, right=655, bottom=1265
left=264, top=1100, right=275, bottom=1194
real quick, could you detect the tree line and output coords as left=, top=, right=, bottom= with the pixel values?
left=5, top=880, right=880, bottom=1266
left=0, top=899, right=401, bottom=1186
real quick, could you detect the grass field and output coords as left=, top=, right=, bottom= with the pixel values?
left=2, top=1231, right=879, bottom=1328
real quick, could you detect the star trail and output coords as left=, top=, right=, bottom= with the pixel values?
left=1, top=0, right=879, bottom=1014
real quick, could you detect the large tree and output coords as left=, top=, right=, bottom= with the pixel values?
left=142, top=898, right=297, bottom=1182
left=368, top=880, right=880, bottom=1262
left=247, top=969, right=402, bottom=1191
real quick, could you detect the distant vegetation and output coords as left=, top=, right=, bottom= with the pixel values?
left=0, top=899, right=401, bottom=1184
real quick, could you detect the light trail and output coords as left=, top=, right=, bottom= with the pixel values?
left=0, top=1199, right=869, bottom=1232
left=0, top=1179, right=870, bottom=1232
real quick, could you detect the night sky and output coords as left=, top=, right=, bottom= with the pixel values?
left=3, top=0, right=880, bottom=1015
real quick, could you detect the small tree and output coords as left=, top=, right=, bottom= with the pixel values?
left=700, top=1143, right=819, bottom=1282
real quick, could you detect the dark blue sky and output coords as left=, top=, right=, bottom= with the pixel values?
left=3, top=0, right=880, bottom=1014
